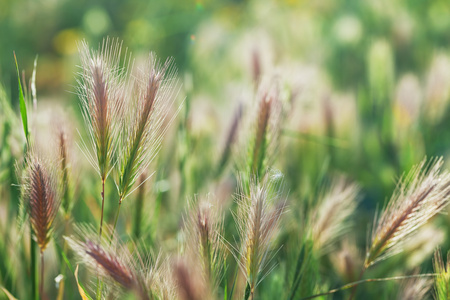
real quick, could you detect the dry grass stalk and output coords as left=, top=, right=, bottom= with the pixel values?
left=234, top=173, right=286, bottom=299
left=117, top=54, right=178, bottom=202
left=311, top=178, right=359, bottom=254
left=366, top=158, right=450, bottom=268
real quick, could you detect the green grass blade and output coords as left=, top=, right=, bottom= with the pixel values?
left=13, top=52, right=29, bottom=143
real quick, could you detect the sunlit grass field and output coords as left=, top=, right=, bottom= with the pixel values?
left=2, top=1, right=450, bottom=299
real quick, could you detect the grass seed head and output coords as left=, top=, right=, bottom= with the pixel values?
left=77, top=38, right=128, bottom=181
left=117, top=54, right=179, bottom=201
left=23, top=152, right=61, bottom=252
left=366, top=158, right=450, bottom=267
left=234, top=172, right=286, bottom=292
left=184, top=195, right=226, bottom=293
left=66, top=225, right=150, bottom=300
left=311, top=178, right=359, bottom=254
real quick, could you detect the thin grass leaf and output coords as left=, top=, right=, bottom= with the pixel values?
left=75, top=265, right=93, bottom=300
left=1, top=286, right=18, bottom=300
left=13, top=52, right=28, bottom=142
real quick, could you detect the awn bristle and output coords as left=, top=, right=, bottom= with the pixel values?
left=366, top=158, right=450, bottom=267
left=251, top=92, right=272, bottom=175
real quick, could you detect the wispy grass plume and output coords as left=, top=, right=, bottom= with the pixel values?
left=116, top=54, right=178, bottom=202
left=66, top=226, right=153, bottom=300
left=365, top=158, right=450, bottom=267
left=248, top=89, right=281, bottom=177
left=77, top=38, right=127, bottom=181
left=184, top=195, right=226, bottom=295
left=57, top=125, right=73, bottom=218
left=311, top=178, right=359, bottom=254
left=350, top=158, right=450, bottom=299
left=76, top=38, right=128, bottom=238
left=233, top=172, right=286, bottom=299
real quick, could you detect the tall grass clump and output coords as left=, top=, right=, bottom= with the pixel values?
left=76, top=38, right=128, bottom=238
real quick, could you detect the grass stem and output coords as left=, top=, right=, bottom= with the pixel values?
left=39, top=250, right=44, bottom=300
left=348, top=267, right=365, bottom=300
left=300, top=273, right=436, bottom=300
left=30, top=224, right=38, bottom=300
left=97, top=178, right=106, bottom=300
left=111, top=198, right=123, bottom=242
left=99, top=179, right=105, bottom=238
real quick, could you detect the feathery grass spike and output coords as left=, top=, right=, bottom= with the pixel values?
left=185, top=196, right=226, bottom=294
left=23, top=152, right=61, bottom=299
left=234, top=172, right=286, bottom=299
left=311, top=179, right=359, bottom=254
left=117, top=55, right=177, bottom=202
left=77, top=38, right=126, bottom=181
left=25, top=155, right=60, bottom=252
left=366, top=158, right=450, bottom=267
left=66, top=226, right=150, bottom=300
